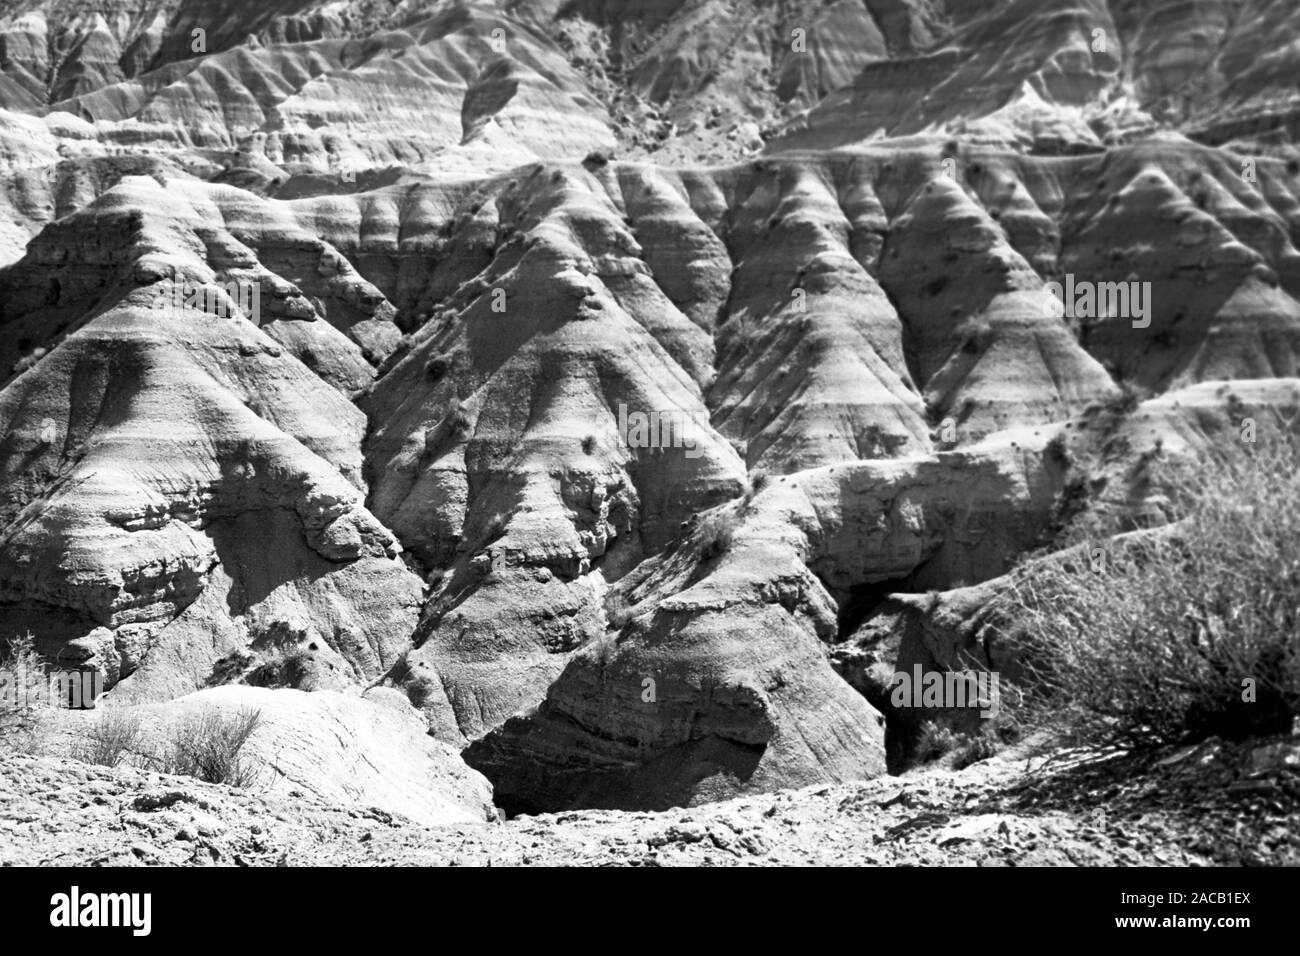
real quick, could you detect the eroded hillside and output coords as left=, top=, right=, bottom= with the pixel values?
left=2, top=0, right=1298, bottom=813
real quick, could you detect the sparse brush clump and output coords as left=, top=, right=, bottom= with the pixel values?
left=74, top=708, right=144, bottom=768
left=387, top=652, right=437, bottom=710
left=1044, top=430, right=1070, bottom=466
left=910, top=716, right=1018, bottom=769
left=999, top=441, right=1300, bottom=749
left=0, top=632, right=48, bottom=754
left=955, top=717, right=1021, bottom=769
left=157, top=707, right=263, bottom=787
left=244, top=646, right=314, bottom=690
left=449, top=400, right=472, bottom=436
left=913, top=721, right=961, bottom=764
left=697, top=508, right=739, bottom=562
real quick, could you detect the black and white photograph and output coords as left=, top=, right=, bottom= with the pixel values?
left=0, top=0, right=1294, bottom=919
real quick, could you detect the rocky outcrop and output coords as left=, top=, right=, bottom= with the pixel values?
left=464, top=597, right=888, bottom=813
left=0, top=229, right=422, bottom=697
left=464, top=429, right=1065, bottom=809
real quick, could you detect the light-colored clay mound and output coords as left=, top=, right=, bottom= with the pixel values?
left=53, top=685, right=497, bottom=826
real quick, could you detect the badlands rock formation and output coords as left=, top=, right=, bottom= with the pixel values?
left=1, top=0, right=1298, bottom=813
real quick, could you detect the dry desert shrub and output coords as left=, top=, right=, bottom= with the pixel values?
left=244, top=646, right=314, bottom=690
left=387, top=651, right=437, bottom=709
left=74, top=707, right=145, bottom=768
left=156, top=706, right=263, bottom=787
left=910, top=713, right=1021, bottom=770
left=913, top=721, right=961, bottom=764
left=0, top=632, right=49, bottom=754
left=698, top=507, right=739, bottom=562
left=998, top=440, right=1300, bottom=748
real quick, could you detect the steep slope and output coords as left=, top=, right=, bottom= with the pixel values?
left=359, top=163, right=746, bottom=742
left=770, top=0, right=1300, bottom=153
left=465, top=428, right=1066, bottom=809
left=0, top=179, right=423, bottom=699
